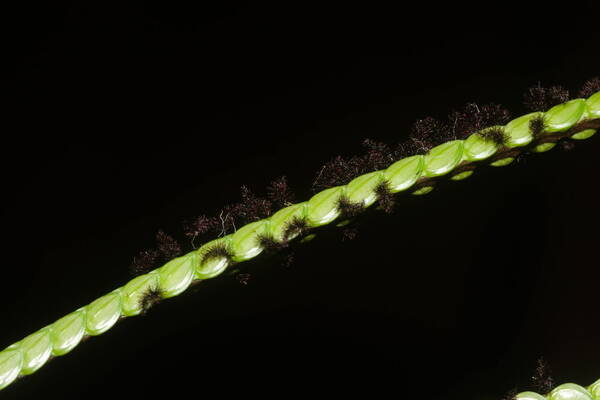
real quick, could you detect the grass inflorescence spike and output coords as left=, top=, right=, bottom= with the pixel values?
left=0, top=78, right=599, bottom=393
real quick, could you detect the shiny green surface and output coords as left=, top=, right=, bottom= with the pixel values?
left=572, top=129, right=596, bottom=140
left=451, top=170, right=474, bottom=181
left=464, top=127, right=501, bottom=161
left=587, top=92, right=600, bottom=117
left=490, top=157, right=515, bottom=167
left=85, top=291, right=121, bottom=335
left=159, top=254, right=197, bottom=297
left=0, top=350, right=21, bottom=389
left=345, top=171, right=384, bottom=206
left=532, top=142, right=557, bottom=153
left=549, top=384, right=593, bottom=400
left=589, top=379, right=600, bottom=399
left=545, top=99, right=586, bottom=132
left=516, top=391, right=547, bottom=400
left=268, top=203, right=306, bottom=241
left=504, top=112, right=540, bottom=146
left=121, top=272, right=159, bottom=316
left=423, top=140, right=464, bottom=177
left=306, top=186, right=344, bottom=227
left=19, top=329, right=51, bottom=375
left=50, top=310, right=86, bottom=356
left=0, top=91, right=598, bottom=392
left=195, top=237, right=232, bottom=279
left=412, top=186, right=434, bottom=195
left=384, top=155, right=424, bottom=192
left=515, top=382, right=600, bottom=400
left=230, top=221, right=269, bottom=262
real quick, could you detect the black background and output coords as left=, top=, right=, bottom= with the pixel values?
left=1, top=1, right=599, bottom=398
